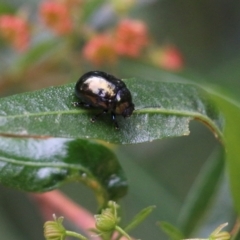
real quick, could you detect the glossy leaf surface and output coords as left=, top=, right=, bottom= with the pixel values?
left=0, top=137, right=127, bottom=207
left=210, top=92, right=240, bottom=214
left=0, top=78, right=223, bottom=144
left=0, top=78, right=224, bottom=208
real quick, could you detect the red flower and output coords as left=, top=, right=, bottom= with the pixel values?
left=83, top=34, right=117, bottom=66
left=158, top=46, right=184, bottom=71
left=39, top=1, right=72, bottom=35
left=115, top=19, right=148, bottom=57
left=0, top=15, right=30, bottom=52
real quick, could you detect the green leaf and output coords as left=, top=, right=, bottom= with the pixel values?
left=208, top=90, right=240, bottom=214
left=0, top=78, right=223, bottom=144
left=158, top=221, right=184, bottom=240
left=124, top=205, right=156, bottom=233
left=0, top=78, right=224, bottom=209
left=0, top=137, right=127, bottom=208
left=177, top=146, right=225, bottom=236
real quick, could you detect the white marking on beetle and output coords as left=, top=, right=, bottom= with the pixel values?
left=116, top=92, right=121, bottom=102
left=85, top=77, right=115, bottom=97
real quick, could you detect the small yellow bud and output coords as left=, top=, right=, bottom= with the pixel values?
left=182, top=223, right=231, bottom=240
left=95, top=208, right=117, bottom=232
left=210, top=231, right=231, bottom=240
left=209, top=223, right=230, bottom=240
left=44, top=214, right=66, bottom=240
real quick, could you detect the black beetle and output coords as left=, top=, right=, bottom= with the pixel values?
left=73, top=71, right=135, bottom=129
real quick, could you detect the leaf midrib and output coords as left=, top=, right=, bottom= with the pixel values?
left=0, top=108, right=212, bottom=119
left=0, top=155, right=87, bottom=170
left=0, top=108, right=223, bottom=139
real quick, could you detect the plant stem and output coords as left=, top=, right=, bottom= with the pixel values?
left=65, top=230, right=88, bottom=240
left=115, top=226, right=132, bottom=240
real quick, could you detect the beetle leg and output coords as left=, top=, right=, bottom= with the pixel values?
left=111, top=112, right=119, bottom=129
left=72, top=101, right=91, bottom=108
left=91, top=110, right=108, bottom=123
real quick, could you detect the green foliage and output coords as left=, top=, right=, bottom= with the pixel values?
left=210, top=92, right=240, bottom=214
left=123, top=205, right=156, bottom=233
left=160, top=222, right=230, bottom=240
left=44, top=201, right=154, bottom=240
left=159, top=221, right=184, bottom=240
left=0, top=137, right=127, bottom=208
left=0, top=79, right=224, bottom=207
left=0, top=1, right=240, bottom=239
left=0, top=79, right=223, bottom=144
left=0, top=76, right=229, bottom=238
left=177, top=147, right=225, bottom=236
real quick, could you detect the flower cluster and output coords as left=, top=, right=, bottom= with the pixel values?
left=94, top=201, right=132, bottom=240
left=82, top=19, right=184, bottom=71
left=44, top=214, right=87, bottom=240
left=44, top=215, right=66, bottom=240
left=83, top=19, right=149, bottom=66
left=0, top=0, right=184, bottom=71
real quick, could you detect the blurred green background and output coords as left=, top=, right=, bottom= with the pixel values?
left=0, top=0, right=239, bottom=239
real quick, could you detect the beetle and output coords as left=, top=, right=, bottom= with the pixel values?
left=73, top=71, right=135, bottom=129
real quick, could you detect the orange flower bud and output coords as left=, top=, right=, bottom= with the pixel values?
left=0, top=15, right=30, bottom=52
left=39, top=1, right=72, bottom=35
left=83, top=34, right=117, bottom=66
left=115, top=19, right=148, bottom=57
left=158, top=45, right=184, bottom=71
